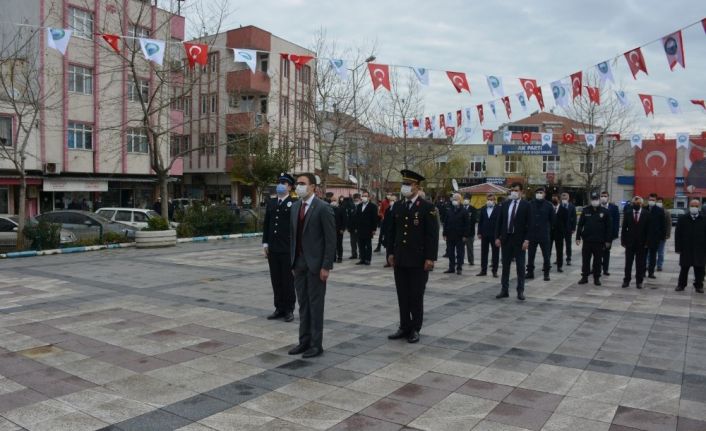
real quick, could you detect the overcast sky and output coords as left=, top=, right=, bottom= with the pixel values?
left=221, top=0, right=706, bottom=143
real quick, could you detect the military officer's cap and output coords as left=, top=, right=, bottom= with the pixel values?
left=400, top=169, right=425, bottom=184
left=278, top=172, right=295, bottom=185
left=590, top=192, right=600, bottom=199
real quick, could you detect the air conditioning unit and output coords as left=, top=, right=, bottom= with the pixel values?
left=44, top=162, right=61, bottom=175
left=471, top=171, right=485, bottom=178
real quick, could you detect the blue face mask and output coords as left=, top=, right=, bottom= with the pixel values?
left=276, top=184, right=288, bottom=195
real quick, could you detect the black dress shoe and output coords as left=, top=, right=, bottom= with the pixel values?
left=407, top=331, right=420, bottom=343
left=578, top=277, right=588, bottom=285
left=336, top=258, right=343, bottom=263
left=456, top=269, right=462, bottom=275
left=374, top=247, right=381, bottom=252
left=443, top=269, right=455, bottom=274
left=657, top=267, right=662, bottom=272
left=696, top=287, right=704, bottom=293
left=603, top=272, right=610, bottom=276
left=492, top=272, right=498, bottom=278
left=364, top=261, right=371, bottom=265
left=496, top=292, right=509, bottom=299
left=302, top=347, right=323, bottom=358
left=543, top=274, right=550, bottom=281
left=648, top=274, right=657, bottom=279
left=566, top=260, right=571, bottom=266
left=288, top=344, right=309, bottom=355
left=388, top=329, right=408, bottom=340
left=636, top=283, right=643, bottom=289
left=349, top=256, right=357, bottom=260
left=267, top=310, right=284, bottom=320
left=675, top=285, right=686, bottom=291
left=283, top=312, right=294, bottom=322
left=525, top=273, right=535, bottom=280
left=622, top=281, right=629, bottom=288
left=469, top=262, right=475, bottom=266
left=557, top=268, right=563, bottom=273
left=476, top=271, right=487, bottom=276
left=517, top=293, right=526, bottom=301
left=355, top=261, right=364, bottom=265
left=594, top=279, right=602, bottom=286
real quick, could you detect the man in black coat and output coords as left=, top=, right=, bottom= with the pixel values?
left=332, top=197, right=347, bottom=263
left=599, top=191, right=620, bottom=276
left=381, top=194, right=397, bottom=267
left=549, top=196, right=569, bottom=273
left=675, top=199, right=706, bottom=293
left=462, top=195, right=478, bottom=266
left=443, top=193, right=469, bottom=275
left=387, top=170, right=439, bottom=343
left=262, top=172, right=297, bottom=322
left=621, top=196, right=651, bottom=289
left=526, top=186, right=554, bottom=281
left=477, top=193, right=500, bottom=277
left=644, top=193, right=666, bottom=279
left=495, top=182, right=532, bottom=300
left=576, top=193, right=611, bottom=286
left=560, top=192, right=577, bottom=265
left=353, top=191, right=378, bottom=265
left=346, top=193, right=360, bottom=259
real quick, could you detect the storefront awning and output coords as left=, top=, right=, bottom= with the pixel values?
left=43, top=178, right=109, bottom=192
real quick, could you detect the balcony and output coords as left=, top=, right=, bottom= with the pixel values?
left=226, top=70, right=270, bottom=94
left=226, top=112, right=268, bottom=134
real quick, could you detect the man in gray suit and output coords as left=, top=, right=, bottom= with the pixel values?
left=288, top=173, right=337, bottom=358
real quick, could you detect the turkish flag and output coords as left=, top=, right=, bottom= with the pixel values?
left=638, top=94, right=654, bottom=117
left=624, top=47, right=648, bottom=79
left=570, top=71, right=582, bottom=99
left=281, top=53, right=314, bottom=70
left=534, top=86, right=545, bottom=110
left=368, top=63, right=391, bottom=91
left=586, top=86, right=600, bottom=104
left=100, top=34, right=121, bottom=53
left=703, top=18, right=706, bottom=33
left=684, top=137, right=706, bottom=196
left=519, top=78, right=538, bottom=100
left=501, top=96, right=511, bottom=119
left=562, top=132, right=575, bottom=144
left=607, top=133, right=621, bottom=141
left=482, top=129, right=493, bottom=141
left=446, top=71, right=471, bottom=94
left=635, top=139, right=676, bottom=198
left=521, top=132, right=532, bottom=143
left=691, top=99, right=706, bottom=111
left=654, top=133, right=665, bottom=142
left=424, top=117, right=432, bottom=131
left=184, top=42, right=208, bottom=68
left=477, top=104, right=484, bottom=125
left=456, top=110, right=462, bottom=127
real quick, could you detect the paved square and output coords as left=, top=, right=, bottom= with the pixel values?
left=0, top=236, right=704, bottom=430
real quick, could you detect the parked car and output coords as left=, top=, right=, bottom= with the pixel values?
left=33, top=210, right=137, bottom=241
left=173, top=198, right=197, bottom=212
left=95, top=207, right=177, bottom=230
left=670, top=208, right=685, bottom=225
left=0, top=215, right=77, bottom=252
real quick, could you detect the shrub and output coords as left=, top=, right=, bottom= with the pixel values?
left=23, top=220, right=61, bottom=250
left=180, top=204, right=241, bottom=236
left=102, top=231, right=128, bottom=244
left=176, top=222, right=194, bottom=238
left=143, top=215, right=170, bottom=231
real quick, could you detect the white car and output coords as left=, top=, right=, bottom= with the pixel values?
left=95, top=207, right=177, bottom=229
left=0, top=215, right=77, bottom=252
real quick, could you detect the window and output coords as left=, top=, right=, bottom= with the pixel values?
left=97, top=209, right=115, bottom=219
left=208, top=52, right=218, bottom=73
left=169, top=38, right=183, bottom=69
left=0, top=195, right=9, bottom=219
left=580, top=155, right=594, bottom=174
left=128, top=79, right=149, bottom=102
left=228, top=93, right=239, bottom=108
left=281, top=96, right=289, bottom=117
left=128, top=24, right=150, bottom=39
left=115, top=211, right=132, bottom=222
left=298, top=65, right=311, bottom=85
left=259, top=96, right=267, bottom=114
left=199, top=133, right=215, bottom=155
left=281, top=56, right=290, bottom=78
left=127, top=128, right=148, bottom=153
left=0, top=217, right=15, bottom=232
left=469, top=155, right=486, bottom=176
left=0, top=117, right=12, bottom=147
left=210, top=94, right=217, bottom=114
left=133, top=212, right=148, bottom=223
left=170, top=89, right=183, bottom=110
left=183, top=97, right=191, bottom=116
left=68, top=65, right=93, bottom=94
left=170, top=135, right=190, bottom=157
left=226, top=134, right=247, bottom=155
left=200, top=94, right=208, bottom=114
left=504, top=155, right=521, bottom=174
left=542, top=155, right=560, bottom=173
left=258, top=53, right=268, bottom=73
left=67, top=122, right=93, bottom=150
left=69, top=7, right=93, bottom=39
left=240, top=95, right=255, bottom=112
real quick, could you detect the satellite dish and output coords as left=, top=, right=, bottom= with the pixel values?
left=452, top=179, right=459, bottom=192
left=348, top=175, right=358, bottom=185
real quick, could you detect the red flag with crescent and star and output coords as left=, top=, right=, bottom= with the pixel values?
left=477, top=104, right=484, bottom=125
left=635, top=139, right=676, bottom=197
left=586, top=86, right=600, bottom=105
left=446, top=71, right=471, bottom=94
left=521, top=131, right=532, bottom=144
left=638, top=94, right=654, bottom=117
left=562, top=132, right=575, bottom=144
left=570, top=71, right=582, bottom=99
left=691, top=99, right=706, bottom=111
left=482, top=129, right=493, bottom=142
left=100, top=34, right=121, bottom=53
left=184, top=42, right=208, bottom=68
left=519, top=78, right=538, bottom=100
left=281, top=53, right=314, bottom=70
left=624, top=47, right=648, bottom=79
left=534, top=86, right=545, bottom=110
left=367, top=63, right=391, bottom=91
left=501, top=96, right=512, bottom=119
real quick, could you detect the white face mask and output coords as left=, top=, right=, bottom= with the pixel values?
left=295, top=184, right=309, bottom=198
left=561, top=199, right=568, bottom=205
left=510, top=191, right=520, bottom=200
left=535, top=193, right=544, bottom=200
left=451, top=200, right=460, bottom=207
left=463, top=199, right=470, bottom=206
left=648, top=200, right=656, bottom=207
left=656, top=202, right=663, bottom=208
left=487, top=200, right=495, bottom=207
left=331, top=201, right=338, bottom=207
left=361, top=197, right=369, bottom=204
left=600, top=197, right=608, bottom=204
left=400, top=185, right=413, bottom=197
left=690, top=207, right=700, bottom=215
left=591, top=200, right=600, bottom=207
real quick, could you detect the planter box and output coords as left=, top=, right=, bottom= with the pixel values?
left=135, top=229, right=177, bottom=248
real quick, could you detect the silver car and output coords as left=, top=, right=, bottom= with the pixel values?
left=0, top=215, right=77, bottom=252
left=33, top=210, right=137, bottom=241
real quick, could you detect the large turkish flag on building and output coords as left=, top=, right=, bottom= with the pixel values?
left=635, top=139, right=676, bottom=198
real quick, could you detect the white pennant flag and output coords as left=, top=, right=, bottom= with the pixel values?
left=550, top=80, right=569, bottom=108
left=486, top=75, right=504, bottom=97
left=488, top=101, right=497, bottom=118
left=46, top=28, right=73, bottom=55
left=667, top=97, right=681, bottom=114
left=596, top=60, right=615, bottom=86
left=516, top=92, right=528, bottom=112
left=585, top=133, right=597, bottom=148
left=615, top=90, right=629, bottom=107
left=139, top=38, right=165, bottom=65
left=503, top=130, right=512, bottom=143
left=233, top=49, right=257, bottom=73
left=541, top=132, right=553, bottom=147
left=630, top=134, right=642, bottom=149
left=329, top=59, right=348, bottom=80
left=464, top=107, right=473, bottom=125
left=676, top=133, right=690, bottom=149
left=411, top=67, right=429, bottom=86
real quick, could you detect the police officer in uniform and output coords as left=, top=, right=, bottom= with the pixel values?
left=526, top=186, right=554, bottom=281
left=262, top=173, right=297, bottom=322
left=576, top=192, right=611, bottom=286
left=387, top=170, right=439, bottom=344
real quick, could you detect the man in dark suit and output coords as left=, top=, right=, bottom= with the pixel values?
left=262, top=173, right=297, bottom=322
left=599, top=191, right=620, bottom=276
left=387, top=170, right=439, bottom=343
left=576, top=192, right=611, bottom=286
left=443, top=193, right=469, bottom=275
left=560, top=192, right=577, bottom=265
left=621, top=196, right=651, bottom=289
left=346, top=193, right=360, bottom=260
left=495, top=182, right=532, bottom=300
left=353, top=191, right=378, bottom=265
left=381, top=194, right=397, bottom=267
left=549, top=196, right=568, bottom=273
left=477, top=193, right=500, bottom=277
left=526, top=186, right=554, bottom=281
left=644, top=193, right=666, bottom=279
left=675, top=199, right=706, bottom=293
left=332, top=196, right=347, bottom=263
left=462, top=194, right=478, bottom=266
left=288, top=173, right=336, bottom=358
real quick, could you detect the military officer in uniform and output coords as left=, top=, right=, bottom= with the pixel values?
left=387, top=170, right=439, bottom=344
left=262, top=173, right=297, bottom=322
left=576, top=193, right=611, bottom=286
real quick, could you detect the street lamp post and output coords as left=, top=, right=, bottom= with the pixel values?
left=350, top=55, right=375, bottom=193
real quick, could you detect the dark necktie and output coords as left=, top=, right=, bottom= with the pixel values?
left=407, top=200, right=413, bottom=210
left=509, top=200, right=517, bottom=233
left=634, top=210, right=639, bottom=223
left=296, top=202, right=308, bottom=257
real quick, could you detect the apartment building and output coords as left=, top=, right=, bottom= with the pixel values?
left=180, top=25, right=316, bottom=205
left=0, top=0, right=184, bottom=216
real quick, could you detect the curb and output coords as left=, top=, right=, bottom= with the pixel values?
left=0, top=232, right=262, bottom=259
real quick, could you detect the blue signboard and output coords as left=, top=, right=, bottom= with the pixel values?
left=487, top=144, right=558, bottom=156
